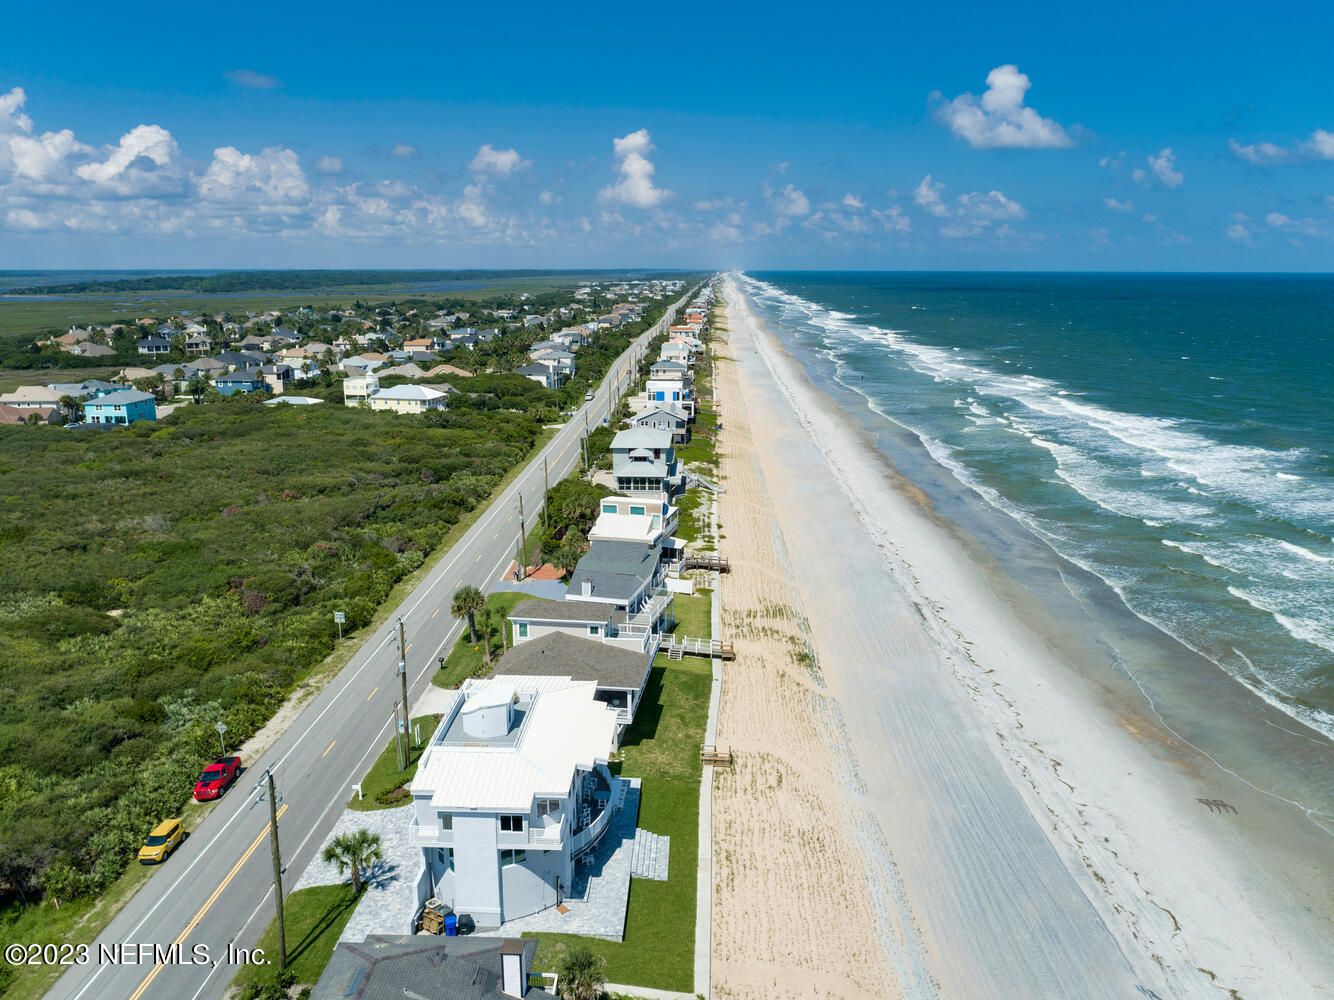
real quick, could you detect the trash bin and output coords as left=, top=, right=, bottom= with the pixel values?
left=444, top=914, right=458, bottom=936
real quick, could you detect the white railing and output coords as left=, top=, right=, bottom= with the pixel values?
left=571, top=800, right=615, bottom=856
left=409, top=819, right=451, bottom=846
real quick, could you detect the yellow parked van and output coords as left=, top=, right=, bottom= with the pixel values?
left=137, top=819, right=184, bottom=864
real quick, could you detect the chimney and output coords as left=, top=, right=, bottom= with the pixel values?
left=581, top=578, right=592, bottom=597
left=500, top=939, right=529, bottom=997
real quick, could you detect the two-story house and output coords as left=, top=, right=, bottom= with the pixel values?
left=83, top=388, right=156, bottom=425
left=565, top=538, right=666, bottom=613
left=610, top=427, right=679, bottom=494
left=408, top=676, right=626, bottom=927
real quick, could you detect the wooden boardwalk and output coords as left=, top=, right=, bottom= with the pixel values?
left=700, top=744, right=734, bottom=768
left=683, top=553, right=730, bottom=572
left=664, top=635, right=735, bottom=661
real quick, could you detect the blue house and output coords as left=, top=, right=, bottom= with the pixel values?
left=213, top=371, right=266, bottom=395
left=83, top=389, right=157, bottom=425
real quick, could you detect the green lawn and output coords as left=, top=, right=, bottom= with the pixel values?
left=431, top=590, right=527, bottom=689
left=528, top=596, right=713, bottom=991
left=233, top=882, right=362, bottom=994
left=347, top=714, right=438, bottom=812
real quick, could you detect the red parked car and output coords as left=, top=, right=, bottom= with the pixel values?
left=193, top=756, right=242, bottom=801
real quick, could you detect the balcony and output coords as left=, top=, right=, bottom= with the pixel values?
left=409, top=819, right=452, bottom=846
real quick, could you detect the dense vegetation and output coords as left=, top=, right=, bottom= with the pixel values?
left=0, top=394, right=541, bottom=906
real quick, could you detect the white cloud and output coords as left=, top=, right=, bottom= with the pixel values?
left=842, top=193, right=864, bottom=209
left=225, top=69, right=282, bottom=89
left=1302, top=129, right=1334, bottom=159
left=872, top=205, right=911, bottom=232
left=597, top=128, right=669, bottom=209
left=766, top=182, right=810, bottom=217
left=538, top=190, right=557, bottom=205
left=75, top=124, right=181, bottom=195
left=708, top=222, right=741, bottom=242
left=1226, top=223, right=1251, bottom=244
left=196, top=145, right=309, bottom=205
left=1266, top=212, right=1323, bottom=236
left=1228, top=138, right=1290, bottom=165
left=1140, top=148, right=1183, bottom=189
left=913, top=174, right=1024, bottom=236
left=469, top=143, right=530, bottom=176
left=313, top=155, right=344, bottom=175
left=456, top=182, right=489, bottom=227
left=0, top=87, right=34, bottom=136
left=391, top=141, right=419, bottom=158
left=934, top=65, right=1073, bottom=150
left=913, top=175, right=950, bottom=217
left=1104, top=197, right=1134, bottom=212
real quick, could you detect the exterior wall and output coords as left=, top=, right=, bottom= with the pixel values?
left=84, top=399, right=156, bottom=424
left=645, top=378, right=686, bottom=403
left=501, top=849, right=563, bottom=920
left=512, top=620, right=606, bottom=644
left=451, top=812, right=503, bottom=926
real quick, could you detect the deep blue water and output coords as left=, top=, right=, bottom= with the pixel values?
left=743, top=271, right=1334, bottom=735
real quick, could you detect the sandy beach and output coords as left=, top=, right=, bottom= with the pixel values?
left=710, top=275, right=1334, bottom=999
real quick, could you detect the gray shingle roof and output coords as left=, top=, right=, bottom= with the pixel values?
left=493, top=631, right=651, bottom=691
left=510, top=599, right=614, bottom=623
left=312, top=935, right=538, bottom=1000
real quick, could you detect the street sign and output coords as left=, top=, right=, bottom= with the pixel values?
left=333, top=611, right=346, bottom=623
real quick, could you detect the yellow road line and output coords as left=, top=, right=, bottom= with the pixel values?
left=474, top=554, right=481, bottom=562
left=492, top=532, right=498, bottom=540
left=431, top=607, right=440, bottom=619
left=128, top=804, right=289, bottom=1000
left=406, top=642, right=413, bottom=652
left=366, top=685, right=379, bottom=701
left=322, top=740, right=336, bottom=758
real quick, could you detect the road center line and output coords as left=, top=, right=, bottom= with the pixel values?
left=366, top=685, right=378, bottom=701
left=322, top=740, right=336, bottom=758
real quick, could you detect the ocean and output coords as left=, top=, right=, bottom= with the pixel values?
left=740, top=271, right=1334, bottom=740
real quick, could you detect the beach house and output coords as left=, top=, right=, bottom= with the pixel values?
left=631, top=405, right=689, bottom=443
left=610, top=427, right=679, bottom=494
left=566, top=537, right=667, bottom=612
left=365, top=383, right=453, bottom=414
left=213, top=371, right=266, bottom=395
left=408, top=676, right=627, bottom=927
left=589, top=494, right=679, bottom=548
left=83, top=388, right=156, bottom=425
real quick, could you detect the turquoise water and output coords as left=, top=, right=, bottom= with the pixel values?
left=741, top=271, right=1334, bottom=737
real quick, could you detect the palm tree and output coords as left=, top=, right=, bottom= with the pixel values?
left=555, top=945, right=606, bottom=1000
left=451, top=585, right=486, bottom=643
left=320, top=829, right=383, bottom=895
left=57, top=395, right=79, bottom=423
left=477, top=606, right=493, bottom=667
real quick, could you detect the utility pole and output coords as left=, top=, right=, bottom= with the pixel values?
left=517, top=495, right=528, bottom=578
left=393, top=702, right=405, bottom=770
left=397, top=617, right=409, bottom=763
left=266, top=770, right=286, bottom=975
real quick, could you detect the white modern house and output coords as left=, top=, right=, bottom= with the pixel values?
left=408, top=676, right=628, bottom=928
left=589, top=495, right=679, bottom=548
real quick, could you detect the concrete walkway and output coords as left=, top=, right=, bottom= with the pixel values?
left=293, top=804, right=423, bottom=941
left=695, top=486, right=724, bottom=999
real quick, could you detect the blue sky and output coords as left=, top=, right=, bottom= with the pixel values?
left=3, top=0, right=1334, bottom=270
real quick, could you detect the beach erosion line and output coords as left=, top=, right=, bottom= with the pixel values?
left=716, top=273, right=1334, bottom=1000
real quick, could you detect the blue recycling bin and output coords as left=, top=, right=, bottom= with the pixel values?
left=444, top=913, right=458, bottom=936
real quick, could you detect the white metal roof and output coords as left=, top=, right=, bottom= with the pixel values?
left=589, top=512, right=658, bottom=544
left=411, top=676, right=618, bottom=811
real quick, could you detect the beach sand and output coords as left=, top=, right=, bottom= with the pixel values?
left=709, top=276, right=1334, bottom=999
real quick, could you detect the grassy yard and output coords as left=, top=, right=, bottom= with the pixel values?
left=232, top=882, right=362, bottom=994
left=347, top=714, right=438, bottom=812
left=528, top=593, right=713, bottom=992
left=431, top=590, right=527, bottom=689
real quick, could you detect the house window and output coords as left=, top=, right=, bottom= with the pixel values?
left=499, top=814, right=525, bottom=832
left=587, top=625, right=600, bottom=637
left=438, top=812, right=453, bottom=831
left=537, top=799, right=560, bottom=818
left=501, top=849, right=527, bottom=867
left=629, top=506, right=645, bottom=516
left=517, top=622, right=528, bottom=639
left=602, top=504, right=617, bottom=514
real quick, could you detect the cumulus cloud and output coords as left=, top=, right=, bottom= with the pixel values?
left=225, top=69, right=282, bottom=89
left=1138, top=148, right=1183, bottom=189
left=934, top=65, right=1073, bottom=150
left=913, top=174, right=1025, bottom=237
left=1266, top=212, right=1323, bottom=237
left=313, top=155, right=344, bottom=175
left=538, top=190, right=558, bottom=205
left=1228, top=129, right=1334, bottom=164
left=913, top=175, right=950, bottom=217
left=1226, top=222, right=1251, bottom=244
left=391, top=141, right=419, bottom=158
left=872, top=205, right=911, bottom=232
left=75, top=124, right=182, bottom=196
left=469, top=143, right=530, bottom=176
left=597, top=128, right=669, bottom=209
left=196, top=146, right=309, bottom=205
left=1104, top=197, right=1134, bottom=212
left=842, top=193, right=864, bottom=209
left=766, top=182, right=810, bottom=217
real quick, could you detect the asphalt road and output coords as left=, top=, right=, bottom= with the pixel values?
left=43, top=296, right=686, bottom=1000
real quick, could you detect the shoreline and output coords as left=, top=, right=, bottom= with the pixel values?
left=713, top=275, right=1334, bottom=999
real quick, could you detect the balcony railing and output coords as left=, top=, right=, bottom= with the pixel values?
left=409, top=819, right=451, bottom=846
